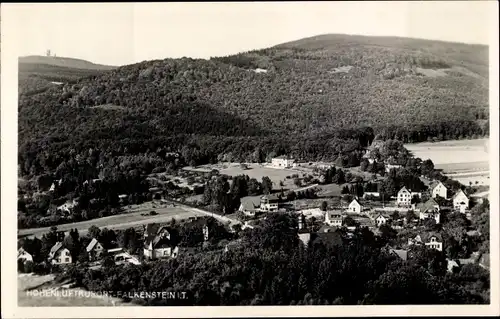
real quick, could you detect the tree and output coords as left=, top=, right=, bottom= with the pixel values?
left=262, top=176, right=273, bottom=195
left=88, top=225, right=101, bottom=239
left=405, top=210, right=417, bottom=223
left=341, top=185, right=349, bottom=194
left=293, top=178, right=302, bottom=188
left=320, top=201, right=328, bottom=212
left=247, top=178, right=262, bottom=196
left=360, top=159, right=369, bottom=172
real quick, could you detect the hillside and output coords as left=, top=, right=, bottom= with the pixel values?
left=18, top=34, right=489, bottom=176
left=18, top=56, right=116, bottom=95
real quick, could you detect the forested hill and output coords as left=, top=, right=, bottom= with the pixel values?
left=19, top=56, right=116, bottom=95
left=19, top=34, right=489, bottom=173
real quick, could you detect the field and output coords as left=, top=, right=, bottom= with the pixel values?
left=405, top=138, right=490, bottom=185
left=18, top=201, right=204, bottom=239
left=185, top=163, right=306, bottom=191
left=18, top=274, right=131, bottom=307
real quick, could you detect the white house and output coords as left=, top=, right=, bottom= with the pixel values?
left=431, top=181, right=448, bottom=199
left=48, top=242, right=72, bottom=265
left=397, top=187, right=412, bottom=207
left=271, top=156, right=296, bottom=169
left=375, top=214, right=389, bottom=227
left=408, top=233, right=443, bottom=251
left=86, top=238, right=104, bottom=261
left=453, top=190, right=469, bottom=213
left=18, top=247, right=33, bottom=263
left=424, top=233, right=443, bottom=251
left=260, top=194, right=279, bottom=212
left=347, top=199, right=363, bottom=214
left=143, top=224, right=179, bottom=260
left=416, top=198, right=441, bottom=224
left=324, top=211, right=343, bottom=227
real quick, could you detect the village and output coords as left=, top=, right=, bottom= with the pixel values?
left=17, top=139, right=490, bottom=278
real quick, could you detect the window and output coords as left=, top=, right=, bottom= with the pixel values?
left=65, top=258, right=69, bottom=262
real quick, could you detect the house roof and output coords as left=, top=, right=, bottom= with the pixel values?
left=420, top=232, right=443, bottom=242
left=390, top=249, right=408, bottom=261
left=480, top=253, right=490, bottom=269
left=261, top=194, right=280, bottom=202
left=239, top=197, right=260, bottom=211
left=417, top=198, right=440, bottom=213
left=398, top=186, right=410, bottom=194
left=452, top=189, right=469, bottom=200
left=86, top=238, right=100, bottom=252
left=18, top=247, right=32, bottom=258
left=318, top=225, right=338, bottom=233
left=349, top=198, right=362, bottom=206
left=311, top=231, right=344, bottom=247
left=144, top=224, right=178, bottom=249
left=49, top=242, right=64, bottom=258
left=429, top=181, right=445, bottom=190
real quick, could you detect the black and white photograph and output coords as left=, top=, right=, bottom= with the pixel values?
left=1, top=1, right=499, bottom=317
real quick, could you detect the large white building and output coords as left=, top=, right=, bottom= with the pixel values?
left=347, top=199, right=363, bottom=214
left=271, top=156, right=296, bottom=169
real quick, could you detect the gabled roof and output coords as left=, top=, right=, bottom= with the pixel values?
left=479, top=253, right=490, bottom=269
left=326, top=211, right=343, bottom=220
left=239, top=198, right=260, bottom=211
left=421, top=232, right=442, bottom=242
left=18, top=247, right=32, bottom=258
left=390, top=249, right=408, bottom=261
left=261, top=194, right=280, bottom=202
left=311, top=231, right=344, bottom=247
left=417, top=198, right=440, bottom=213
left=144, top=224, right=177, bottom=249
left=349, top=198, right=362, bottom=206
left=452, top=189, right=469, bottom=200
left=398, top=186, right=410, bottom=194
left=49, top=242, right=64, bottom=259
left=430, top=181, right=446, bottom=190
left=86, top=238, right=100, bottom=252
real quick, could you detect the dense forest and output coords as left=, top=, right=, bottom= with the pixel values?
left=18, top=35, right=489, bottom=179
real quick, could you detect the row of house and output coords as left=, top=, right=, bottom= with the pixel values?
left=396, top=183, right=470, bottom=213
left=18, top=222, right=204, bottom=268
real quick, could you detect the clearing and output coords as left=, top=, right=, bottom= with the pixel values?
left=405, top=138, right=490, bottom=186
left=18, top=201, right=204, bottom=239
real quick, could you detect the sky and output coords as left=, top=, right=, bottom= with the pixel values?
left=3, top=1, right=496, bottom=66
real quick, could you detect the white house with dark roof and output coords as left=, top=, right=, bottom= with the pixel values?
left=143, top=224, right=179, bottom=260
left=416, top=198, right=441, bottom=224
left=48, top=242, right=72, bottom=265
left=453, top=190, right=469, bottom=213
left=238, top=197, right=261, bottom=216
left=408, top=233, right=443, bottom=251
left=375, top=214, right=390, bottom=227
left=431, top=181, right=448, bottom=199
left=86, top=238, right=104, bottom=261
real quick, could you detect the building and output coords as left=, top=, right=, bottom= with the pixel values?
left=238, top=198, right=260, bottom=216
left=260, top=194, right=279, bottom=212
left=18, top=247, right=33, bottom=263
left=48, top=242, right=72, bottom=265
left=363, top=191, right=380, bottom=199
left=416, top=198, right=441, bottom=224
left=324, top=211, right=343, bottom=227
left=424, top=233, right=443, bottom=251
left=431, top=181, right=448, bottom=199
left=347, top=199, right=363, bottom=214
left=203, top=224, right=209, bottom=241
left=143, top=224, right=179, bottom=260
left=453, top=190, right=469, bottom=213
left=447, top=259, right=460, bottom=273
left=271, top=156, right=296, bottom=169
left=385, top=164, right=402, bottom=173
left=57, top=199, right=78, bottom=214
left=375, top=214, right=389, bottom=227
left=397, top=187, right=412, bottom=207
left=86, top=238, right=104, bottom=261
left=408, top=233, right=443, bottom=251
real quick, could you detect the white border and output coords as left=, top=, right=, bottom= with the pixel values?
left=2, top=2, right=499, bottom=318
